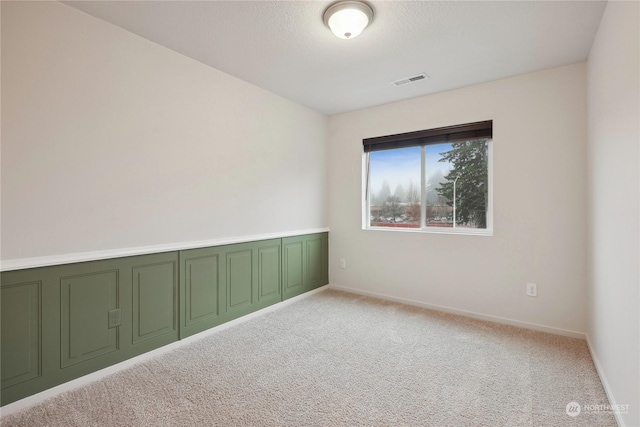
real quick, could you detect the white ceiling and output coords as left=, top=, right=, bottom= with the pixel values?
left=62, top=1, right=607, bottom=116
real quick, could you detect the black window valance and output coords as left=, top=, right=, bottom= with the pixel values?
left=363, top=120, right=492, bottom=153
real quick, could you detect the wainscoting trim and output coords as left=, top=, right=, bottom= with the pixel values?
left=0, top=228, right=330, bottom=272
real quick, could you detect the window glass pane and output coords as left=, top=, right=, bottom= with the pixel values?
left=425, top=143, right=453, bottom=227
left=426, top=139, right=489, bottom=229
left=368, top=146, right=421, bottom=228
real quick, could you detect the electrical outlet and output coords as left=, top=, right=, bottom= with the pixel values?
left=339, top=258, right=346, bottom=269
left=526, top=283, right=538, bottom=297
left=108, top=309, right=121, bottom=328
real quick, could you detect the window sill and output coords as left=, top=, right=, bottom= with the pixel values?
left=363, top=226, right=493, bottom=237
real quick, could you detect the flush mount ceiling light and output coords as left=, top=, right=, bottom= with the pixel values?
left=323, top=1, right=374, bottom=40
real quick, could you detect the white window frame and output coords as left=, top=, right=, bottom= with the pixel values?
left=362, top=132, right=493, bottom=237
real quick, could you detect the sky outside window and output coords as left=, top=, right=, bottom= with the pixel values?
left=369, top=144, right=453, bottom=198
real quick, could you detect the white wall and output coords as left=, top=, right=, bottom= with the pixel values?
left=587, top=1, right=640, bottom=425
left=328, top=63, right=588, bottom=334
left=1, top=1, right=327, bottom=261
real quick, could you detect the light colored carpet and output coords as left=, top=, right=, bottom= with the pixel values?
left=1, top=289, right=616, bottom=426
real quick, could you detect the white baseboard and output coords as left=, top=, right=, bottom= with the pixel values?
left=328, top=284, right=586, bottom=340
left=585, top=335, right=625, bottom=427
left=0, top=286, right=328, bottom=418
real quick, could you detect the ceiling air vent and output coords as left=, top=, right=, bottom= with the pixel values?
left=391, top=73, right=429, bottom=87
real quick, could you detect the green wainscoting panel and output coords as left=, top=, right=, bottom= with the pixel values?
left=226, top=246, right=253, bottom=313
left=221, top=239, right=282, bottom=322
left=282, top=233, right=328, bottom=300
left=282, top=239, right=304, bottom=300
left=257, top=240, right=281, bottom=306
left=180, top=247, right=226, bottom=338
left=1, top=232, right=327, bottom=406
left=305, top=237, right=325, bottom=290
left=1, top=266, right=60, bottom=406
left=60, top=271, right=119, bottom=368
left=48, top=259, right=127, bottom=394
left=0, top=251, right=179, bottom=406
left=132, top=261, right=177, bottom=345
left=123, top=252, right=179, bottom=355
left=186, top=257, right=220, bottom=323
left=1, top=282, right=41, bottom=389
left=307, top=233, right=329, bottom=290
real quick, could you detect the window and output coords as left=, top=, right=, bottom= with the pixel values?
left=364, top=120, right=492, bottom=235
